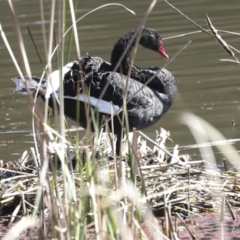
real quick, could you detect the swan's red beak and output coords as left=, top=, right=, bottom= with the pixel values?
left=158, top=40, right=169, bottom=60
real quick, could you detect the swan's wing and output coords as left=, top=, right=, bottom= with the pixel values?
left=45, top=61, right=75, bottom=98
left=84, top=71, right=168, bottom=129
left=60, top=93, right=122, bottom=115
left=86, top=71, right=155, bottom=107
left=55, top=56, right=112, bottom=97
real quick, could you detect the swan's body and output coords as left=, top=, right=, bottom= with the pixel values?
left=12, top=28, right=176, bottom=155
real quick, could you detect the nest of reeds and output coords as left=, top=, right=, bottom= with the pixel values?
left=1, top=127, right=239, bottom=238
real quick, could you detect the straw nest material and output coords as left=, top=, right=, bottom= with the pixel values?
left=0, top=128, right=239, bottom=227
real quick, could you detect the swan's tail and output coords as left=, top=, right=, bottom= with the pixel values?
left=12, top=76, right=47, bottom=97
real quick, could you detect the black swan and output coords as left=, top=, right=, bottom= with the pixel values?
left=13, top=28, right=176, bottom=155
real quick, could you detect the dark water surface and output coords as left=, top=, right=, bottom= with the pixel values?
left=0, top=0, right=240, bottom=162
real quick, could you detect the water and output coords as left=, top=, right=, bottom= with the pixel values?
left=0, top=0, right=240, bottom=162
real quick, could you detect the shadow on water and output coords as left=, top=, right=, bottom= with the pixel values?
left=0, top=0, right=240, bottom=162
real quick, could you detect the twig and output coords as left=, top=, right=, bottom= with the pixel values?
left=21, top=192, right=27, bottom=215
left=10, top=202, right=22, bottom=223
left=176, top=213, right=196, bottom=239
left=220, top=196, right=225, bottom=222
left=138, top=131, right=182, bottom=164
left=220, top=59, right=240, bottom=63
left=165, top=0, right=213, bottom=38
left=175, top=138, right=240, bottom=151
left=165, top=0, right=240, bottom=59
left=166, top=204, right=177, bottom=240
left=0, top=168, right=36, bottom=177
left=25, top=24, right=45, bottom=69
left=206, top=14, right=239, bottom=63
left=226, top=198, right=236, bottom=221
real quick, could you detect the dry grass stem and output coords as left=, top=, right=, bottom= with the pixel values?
left=165, top=0, right=240, bottom=61
left=0, top=127, right=239, bottom=238
left=205, top=14, right=239, bottom=63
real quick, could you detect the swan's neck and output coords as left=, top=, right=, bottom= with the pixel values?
left=110, top=29, right=176, bottom=100
left=110, top=30, right=140, bottom=75
left=110, top=29, right=161, bottom=87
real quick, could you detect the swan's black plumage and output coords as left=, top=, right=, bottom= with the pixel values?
left=111, top=28, right=169, bottom=82
left=12, top=28, right=176, bottom=155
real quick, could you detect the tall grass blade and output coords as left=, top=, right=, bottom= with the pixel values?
left=180, top=112, right=240, bottom=169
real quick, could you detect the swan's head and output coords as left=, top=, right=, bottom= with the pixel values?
left=140, top=28, right=169, bottom=60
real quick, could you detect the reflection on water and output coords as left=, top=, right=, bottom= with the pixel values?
left=177, top=212, right=240, bottom=239
left=0, top=0, right=240, bottom=161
